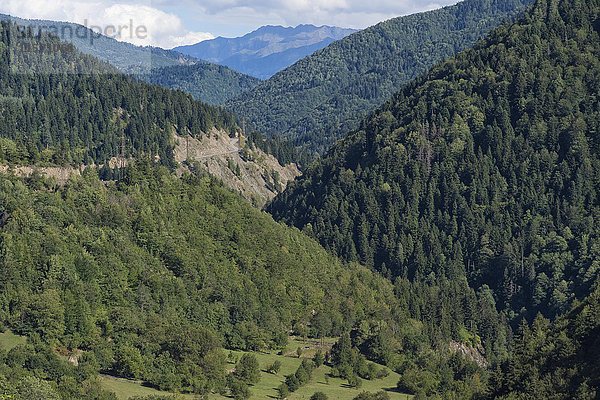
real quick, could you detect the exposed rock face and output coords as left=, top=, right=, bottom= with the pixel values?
left=173, top=129, right=300, bottom=207
left=0, top=129, right=300, bottom=208
left=449, top=341, right=488, bottom=368
left=0, top=165, right=83, bottom=185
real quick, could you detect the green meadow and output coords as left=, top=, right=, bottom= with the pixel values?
left=0, top=330, right=27, bottom=352
left=100, top=337, right=411, bottom=399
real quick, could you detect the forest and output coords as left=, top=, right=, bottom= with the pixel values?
left=269, top=0, right=600, bottom=395
left=0, top=0, right=598, bottom=398
left=140, top=63, right=260, bottom=106
left=0, top=163, right=509, bottom=399
left=0, top=22, right=237, bottom=167
left=228, top=0, right=535, bottom=158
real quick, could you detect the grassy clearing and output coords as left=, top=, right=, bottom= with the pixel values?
left=101, top=337, right=411, bottom=400
left=0, top=328, right=407, bottom=399
left=0, top=330, right=26, bottom=351
left=99, top=375, right=196, bottom=399
left=223, top=347, right=410, bottom=400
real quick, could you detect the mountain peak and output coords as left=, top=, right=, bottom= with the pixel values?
left=175, top=24, right=357, bottom=79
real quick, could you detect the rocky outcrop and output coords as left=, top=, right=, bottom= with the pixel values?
left=173, top=129, right=300, bottom=207
left=449, top=341, right=489, bottom=368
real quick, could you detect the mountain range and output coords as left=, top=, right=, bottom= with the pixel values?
left=175, top=24, right=357, bottom=79
left=0, top=0, right=598, bottom=399
left=0, top=14, right=196, bottom=73
left=227, top=0, right=535, bottom=157
left=0, top=14, right=261, bottom=105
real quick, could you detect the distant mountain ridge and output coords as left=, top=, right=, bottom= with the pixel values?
left=0, top=13, right=263, bottom=105
left=227, top=0, right=535, bottom=157
left=0, top=13, right=196, bottom=73
left=175, top=24, right=357, bottom=79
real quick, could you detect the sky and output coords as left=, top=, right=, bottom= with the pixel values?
left=0, top=0, right=459, bottom=49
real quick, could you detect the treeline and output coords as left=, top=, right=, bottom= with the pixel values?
left=228, top=0, right=534, bottom=157
left=0, top=22, right=237, bottom=167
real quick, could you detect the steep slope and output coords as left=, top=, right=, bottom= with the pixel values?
left=172, top=129, right=300, bottom=206
left=0, top=20, right=236, bottom=167
left=491, top=284, right=600, bottom=398
left=269, top=0, right=600, bottom=328
left=142, top=62, right=261, bottom=105
left=0, top=14, right=196, bottom=72
left=175, top=25, right=356, bottom=79
left=228, top=0, right=535, bottom=157
left=0, top=165, right=402, bottom=396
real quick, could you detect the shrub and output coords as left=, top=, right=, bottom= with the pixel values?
left=267, top=360, right=282, bottom=374
left=228, top=377, right=251, bottom=400
left=352, top=392, right=390, bottom=400
left=348, top=375, right=362, bottom=389
left=234, top=354, right=260, bottom=385
left=375, top=368, right=390, bottom=379
left=285, top=374, right=301, bottom=392
left=310, top=392, right=328, bottom=400
left=277, top=383, right=289, bottom=399
left=313, top=350, right=325, bottom=367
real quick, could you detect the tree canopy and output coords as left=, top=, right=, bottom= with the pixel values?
left=0, top=22, right=237, bottom=167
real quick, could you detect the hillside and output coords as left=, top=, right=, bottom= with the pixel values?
left=491, top=284, right=600, bottom=398
left=228, top=0, right=535, bottom=157
left=175, top=25, right=356, bottom=79
left=0, top=14, right=262, bottom=105
left=142, top=62, right=261, bottom=105
left=1, top=1, right=599, bottom=399
left=0, top=164, right=407, bottom=397
left=269, top=0, right=600, bottom=335
left=0, top=14, right=196, bottom=73
left=172, top=129, right=300, bottom=206
left=98, top=337, right=406, bottom=399
left=0, top=20, right=236, bottom=167
left=0, top=162, right=513, bottom=399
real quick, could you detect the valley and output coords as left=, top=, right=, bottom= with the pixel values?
left=0, top=0, right=598, bottom=399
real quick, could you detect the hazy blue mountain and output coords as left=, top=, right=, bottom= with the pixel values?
left=175, top=24, right=357, bottom=79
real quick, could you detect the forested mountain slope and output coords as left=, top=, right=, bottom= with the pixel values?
left=491, top=283, right=600, bottom=399
left=0, top=165, right=406, bottom=397
left=269, top=0, right=600, bottom=329
left=0, top=14, right=196, bottom=73
left=0, top=21, right=236, bottom=167
left=142, top=62, right=261, bottom=105
left=175, top=25, right=356, bottom=79
left=228, top=0, right=535, bottom=157
left=0, top=14, right=261, bottom=105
